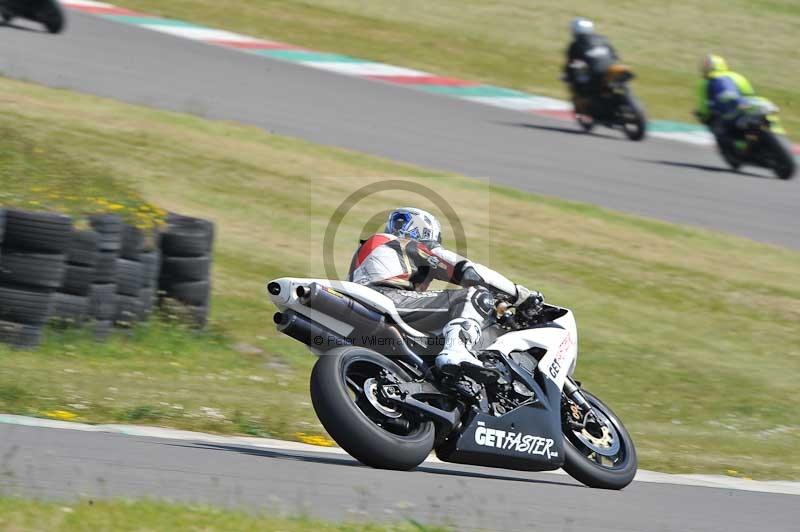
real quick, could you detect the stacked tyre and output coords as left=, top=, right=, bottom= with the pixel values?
left=159, top=214, right=214, bottom=328
left=115, top=224, right=158, bottom=328
left=0, top=210, right=72, bottom=348
left=88, top=215, right=125, bottom=339
left=51, top=229, right=101, bottom=327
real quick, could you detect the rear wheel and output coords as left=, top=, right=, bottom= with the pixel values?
left=576, top=113, right=595, bottom=133
left=561, top=389, right=637, bottom=489
left=719, top=143, right=742, bottom=171
left=36, top=0, right=64, bottom=34
left=572, top=94, right=594, bottom=133
left=310, top=347, right=435, bottom=470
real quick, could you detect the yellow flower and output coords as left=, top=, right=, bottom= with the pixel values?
left=45, top=410, right=77, bottom=421
left=109, top=204, right=125, bottom=211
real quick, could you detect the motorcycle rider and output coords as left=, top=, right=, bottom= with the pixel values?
left=348, top=207, right=542, bottom=383
left=564, top=17, right=620, bottom=107
left=696, top=54, right=756, bottom=152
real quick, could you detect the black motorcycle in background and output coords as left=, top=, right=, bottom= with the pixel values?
left=565, top=61, right=647, bottom=141
left=0, top=0, right=65, bottom=34
left=704, top=97, right=795, bottom=180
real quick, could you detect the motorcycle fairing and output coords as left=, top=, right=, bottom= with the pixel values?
left=485, top=310, right=578, bottom=391
left=435, top=376, right=565, bottom=471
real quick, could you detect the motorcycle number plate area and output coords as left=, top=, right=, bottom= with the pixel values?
left=436, top=405, right=565, bottom=471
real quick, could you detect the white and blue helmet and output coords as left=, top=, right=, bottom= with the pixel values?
left=386, top=207, right=442, bottom=243
left=571, top=17, right=595, bottom=37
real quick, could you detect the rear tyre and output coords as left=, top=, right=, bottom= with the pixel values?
left=576, top=113, right=594, bottom=133
left=37, top=0, right=64, bottom=34
left=310, top=347, right=435, bottom=470
left=562, top=389, right=637, bottom=490
left=719, top=144, right=742, bottom=171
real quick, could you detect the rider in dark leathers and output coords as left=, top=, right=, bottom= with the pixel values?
left=564, top=18, right=620, bottom=111
left=348, top=207, right=542, bottom=382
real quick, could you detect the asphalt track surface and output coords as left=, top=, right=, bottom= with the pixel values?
left=1, top=423, right=797, bottom=532
left=0, top=13, right=798, bottom=248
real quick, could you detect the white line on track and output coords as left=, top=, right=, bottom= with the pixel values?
left=1, top=414, right=796, bottom=496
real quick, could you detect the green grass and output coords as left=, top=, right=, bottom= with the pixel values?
left=0, top=123, right=164, bottom=230
left=0, top=498, right=447, bottom=531
left=0, top=76, right=798, bottom=479
left=111, top=0, right=800, bottom=134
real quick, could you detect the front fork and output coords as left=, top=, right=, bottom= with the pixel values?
left=563, top=377, right=590, bottom=409
left=562, top=377, right=604, bottom=430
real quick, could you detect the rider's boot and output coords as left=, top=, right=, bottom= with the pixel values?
left=435, top=318, right=500, bottom=383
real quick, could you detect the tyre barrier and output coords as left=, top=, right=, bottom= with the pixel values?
left=0, top=208, right=215, bottom=348
left=0, top=209, right=71, bottom=348
left=158, top=214, right=214, bottom=328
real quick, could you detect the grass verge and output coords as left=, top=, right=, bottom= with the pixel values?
left=0, top=75, right=798, bottom=479
left=0, top=498, right=446, bottom=531
left=111, top=0, right=800, bottom=133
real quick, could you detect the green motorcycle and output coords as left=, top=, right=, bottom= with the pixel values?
left=714, top=97, right=795, bottom=180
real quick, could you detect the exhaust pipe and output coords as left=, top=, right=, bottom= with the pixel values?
left=274, top=310, right=349, bottom=349
left=295, top=283, right=430, bottom=377
left=296, top=283, right=384, bottom=330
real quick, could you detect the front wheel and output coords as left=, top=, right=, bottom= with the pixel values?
left=761, top=130, right=796, bottom=180
left=310, top=347, right=435, bottom=470
left=620, top=93, right=647, bottom=141
left=561, top=389, right=637, bottom=489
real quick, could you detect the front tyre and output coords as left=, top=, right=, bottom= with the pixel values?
left=562, top=390, right=637, bottom=489
left=761, top=130, right=796, bottom=180
left=310, top=347, right=435, bottom=470
left=620, top=93, right=647, bottom=141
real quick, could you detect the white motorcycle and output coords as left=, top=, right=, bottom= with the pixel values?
left=268, top=277, right=637, bottom=489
